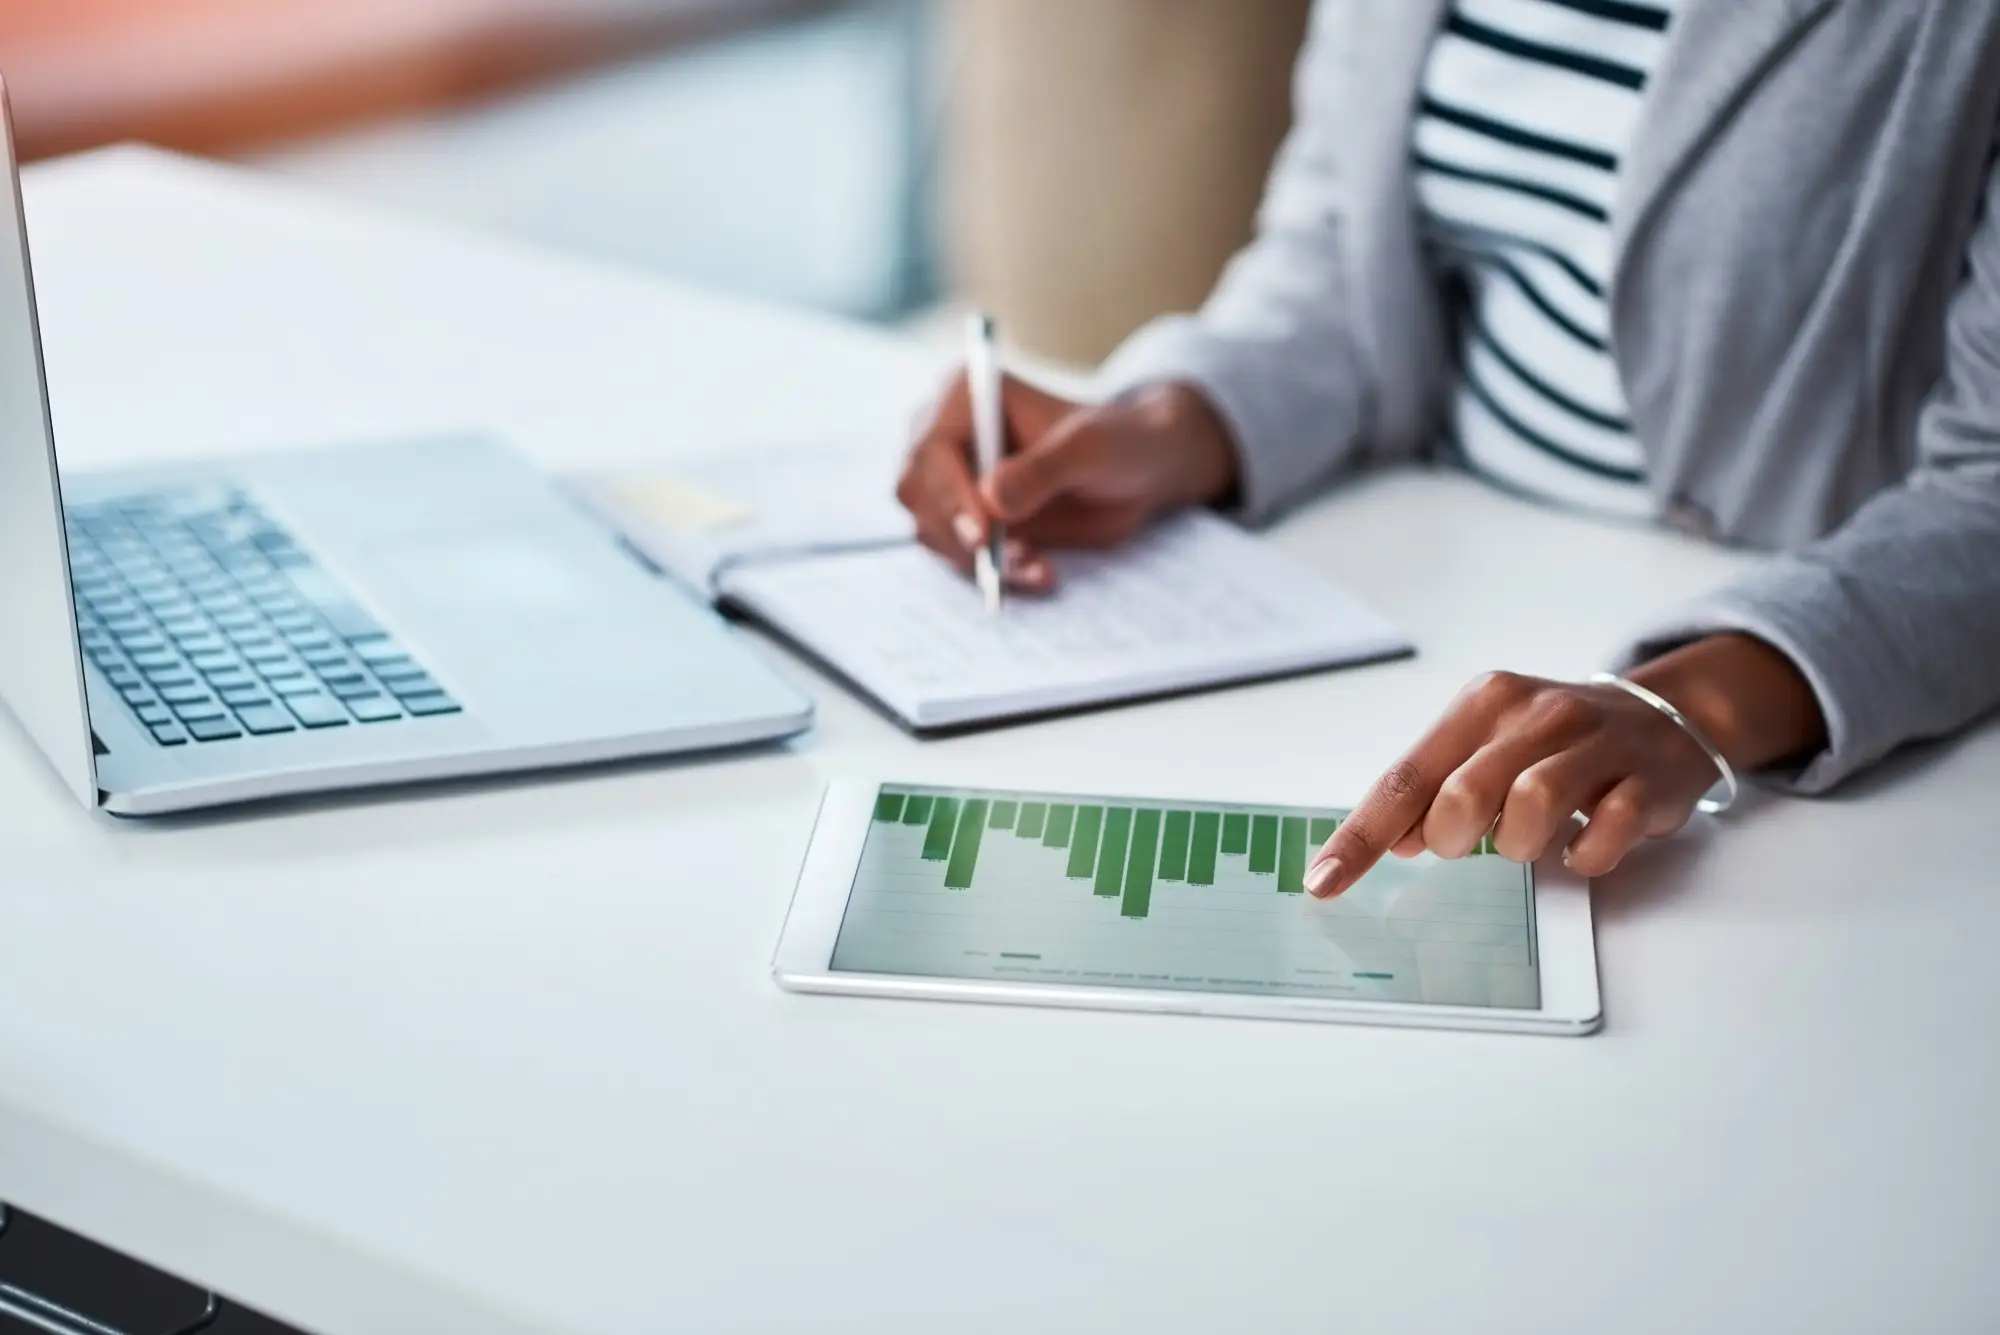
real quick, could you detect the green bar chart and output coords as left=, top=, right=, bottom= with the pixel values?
left=841, top=786, right=1538, bottom=1010
left=866, top=788, right=1503, bottom=920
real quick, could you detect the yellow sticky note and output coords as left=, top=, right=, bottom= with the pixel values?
left=608, top=476, right=753, bottom=531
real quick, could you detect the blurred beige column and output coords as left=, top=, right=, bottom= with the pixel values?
left=945, top=0, right=1310, bottom=366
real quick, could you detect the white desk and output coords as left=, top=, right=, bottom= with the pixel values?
left=3, top=148, right=1996, bottom=1335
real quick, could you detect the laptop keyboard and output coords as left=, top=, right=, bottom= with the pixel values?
left=65, top=488, right=462, bottom=746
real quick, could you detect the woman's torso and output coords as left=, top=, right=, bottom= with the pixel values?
left=1414, top=0, right=1675, bottom=520
left=1327, top=0, right=2000, bottom=546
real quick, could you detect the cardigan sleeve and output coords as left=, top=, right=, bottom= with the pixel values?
left=1094, top=1, right=1408, bottom=522
left=1614, top=134, right=2000, bottom=792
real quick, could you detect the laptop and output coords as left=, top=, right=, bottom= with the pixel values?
left=0, top=81, right=813, bottom=815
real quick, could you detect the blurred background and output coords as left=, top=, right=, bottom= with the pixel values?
left=0, top=0, right=1308, bottom=368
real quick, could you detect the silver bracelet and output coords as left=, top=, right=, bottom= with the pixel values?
left=1586, top=672, right=1740, bottom=815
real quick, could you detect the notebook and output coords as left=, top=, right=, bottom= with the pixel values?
left=569, top=448, right=1412, bottom=732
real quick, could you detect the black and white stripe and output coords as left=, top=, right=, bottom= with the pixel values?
left=1415, top=0, right=1675, bottom=517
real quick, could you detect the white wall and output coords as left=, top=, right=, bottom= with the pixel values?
left=245, top=5, right=930, bottom=318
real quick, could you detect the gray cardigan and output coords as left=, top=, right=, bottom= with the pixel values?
left=1100, top=0, right=2000, bottom=793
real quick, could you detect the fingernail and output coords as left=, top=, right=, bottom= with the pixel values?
left=1022, top=558, right=1051, bottom=585
left=1304, top=856, right=1343, bottom=898
left=952, top=512, right=982, bottom=550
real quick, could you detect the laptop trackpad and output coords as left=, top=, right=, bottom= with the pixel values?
left=373, top=532, right=628, bottom=626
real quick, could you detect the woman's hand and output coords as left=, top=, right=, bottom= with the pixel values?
left=896, top=372, right=1240, bottom=589
left=1305, top=634, right=1828, bottom=895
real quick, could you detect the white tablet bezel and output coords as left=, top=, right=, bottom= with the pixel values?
left=772, top=778, right=1601, bottom=1035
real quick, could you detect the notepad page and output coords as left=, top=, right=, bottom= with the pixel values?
left=721, top=512, right=1411, bottom=728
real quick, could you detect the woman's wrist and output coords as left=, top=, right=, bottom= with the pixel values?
left=1130, top=380, right=1241, bottom=509
left=1625, top=632, right=1827, bottom=772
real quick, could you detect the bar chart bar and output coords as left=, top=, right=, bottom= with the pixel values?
left=1066, top=807, right=1103, bottom=877
left=1158, top=810, right=1192, bottom=881
left=1122, top=809, right=1161, bottom=917
left=945, top=799, right=989, bottom=888
left=874, top=791, right=905, bottom=822
left=901, top=794, right=933, bottom=825
left=1277, top=816, right=1309, bottom=893
left=1221, top=813, right=1250, bottom=855
left=989, top=800, right=1018, bottom=830
left=1094, top=808, right=1133, bottom=897
left=1045, top=804, right=1076, bottom=850
left=1310, top=817, right=1338, bottom=845
left=922, top=797, right=960, bottom=861
left=1248, top=814, right=1279, bottom=874
left=1188, top=811, right=1221, bottom=885
left=1017, top=802, right=1048, bottom=839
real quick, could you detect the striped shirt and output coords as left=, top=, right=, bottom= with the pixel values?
left=1414, top=0, right=1677, bottom=518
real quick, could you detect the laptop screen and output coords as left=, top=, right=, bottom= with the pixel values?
left=0, top=75, right=97, bottom=807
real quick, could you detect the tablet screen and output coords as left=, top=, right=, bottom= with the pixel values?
left=831, top=785, right=1539, bottom=1009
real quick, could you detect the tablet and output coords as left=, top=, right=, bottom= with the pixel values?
left=774, top=779, right=1601, bottom=1035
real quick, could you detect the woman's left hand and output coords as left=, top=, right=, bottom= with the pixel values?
left=1303, top=635, right=1827, bottom=896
